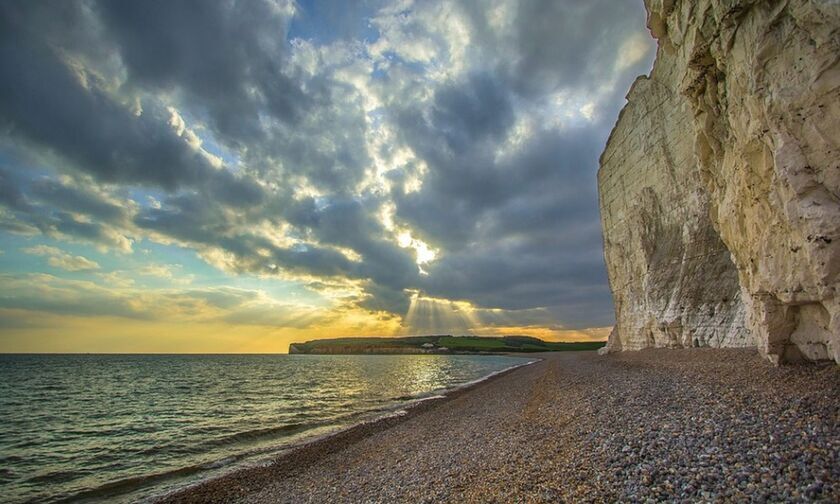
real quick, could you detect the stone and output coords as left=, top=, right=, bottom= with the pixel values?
left=599, top=0, right=840, bottom=364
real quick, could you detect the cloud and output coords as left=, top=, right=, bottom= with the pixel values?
left=389, top=89, right=616, bottom=324
left=450, top=0, right=652, bottom=98
left=0, top=273, right=332, bottom=329
left=0, top=0, right=656, bottom=334
left=137, top=263, right=195, bottom=285
left=427, top=72, right=515, bottom=152
left=30, top=176, right=130, bottom=224
left=0, top=166, right=134, bottom=251
left=97, top=0, right=303, bottom=145
left=138, top=264, right=174, bottom=278
left=96, top=270, right=135, bottom=288
left=23, top=245, right=101, bottom=272
left=0, top=2, right=265, bottom=206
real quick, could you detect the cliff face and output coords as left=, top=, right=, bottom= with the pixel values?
left=599, top=0, right=840, bottom=364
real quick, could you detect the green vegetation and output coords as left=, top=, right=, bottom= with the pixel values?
left=288, top=335, right=606, bottom=354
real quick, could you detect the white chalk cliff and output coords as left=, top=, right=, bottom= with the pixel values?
left=599, top=0, right=840, bottom=364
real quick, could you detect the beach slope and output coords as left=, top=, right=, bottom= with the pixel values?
left=160, top=349, right=839, bottom=503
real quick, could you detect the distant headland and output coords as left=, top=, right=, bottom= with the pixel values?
left=288, top=335, right=605, bottom=354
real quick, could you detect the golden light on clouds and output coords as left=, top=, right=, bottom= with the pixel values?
left=400, top=291, right=610, bottom=343
left=0, top=306, right=402, bottom=354
left=403, top=292, right=480, bottom=335
left=396, top=231, right=438, bottom=271
left=471, top=325, right=612, bottom=342
left=0, top=281, right=607, bottom=353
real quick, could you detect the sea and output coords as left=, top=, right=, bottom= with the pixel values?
left=0, top=353, right=533, bottom=503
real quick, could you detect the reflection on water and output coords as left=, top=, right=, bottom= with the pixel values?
left=0, top=353, right=531, bottom=503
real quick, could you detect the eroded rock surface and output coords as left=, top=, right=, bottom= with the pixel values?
left=600, top=0, right=840, bottom=363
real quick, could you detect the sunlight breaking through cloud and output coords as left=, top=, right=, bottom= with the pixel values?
left=0, top=0, right=655, bottom=351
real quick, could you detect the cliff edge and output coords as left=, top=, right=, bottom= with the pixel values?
left=599, top=0, right=840, bottom=364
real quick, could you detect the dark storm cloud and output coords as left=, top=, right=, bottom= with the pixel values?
left=0, top=0, right=374, bottom=270
left=381, top=0, right=654, bottom=326
left=429, top=73, right=515, bottom=152
left=96, top=0, right=307, bottom=146
left=458, top=0, right=650, bottom=97
left=355, top=281, right=411, bottom=315
left=391, top=112, right=627, bottom=324
left=408, top=150, right=616, bottom=325
left=0, top=3, right=265, bottom=207
left=30, top=178, right=128, bottom=224
left=0, top=166, right=31, bottom=213
left=305, top=199, right=419, bottom=288
left=510, top=0, right=645, bottom=95
left=393, top=105, right=604, bottom=248
left=98, top=0, right=372, bottom=195
left=0, top=165, right=131, bottom=249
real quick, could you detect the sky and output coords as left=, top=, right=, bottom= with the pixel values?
left=0, top=0, right=655, bottom=353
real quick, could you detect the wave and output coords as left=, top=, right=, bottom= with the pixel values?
left=54, top=463, right=210, bottom=504
left=25, top=469, right=88, bottom=485
left=156, top=359, right=540, bottom=501
left=45, top=422, right=332, bottom=504
left=446, top=358, right=538, bottom=391
left=39, top=356, right=539, bottom=504
left=199, top=421, right=322, bottom=448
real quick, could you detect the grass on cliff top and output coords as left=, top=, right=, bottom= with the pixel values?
left=290, top=335, right=606, bottom=354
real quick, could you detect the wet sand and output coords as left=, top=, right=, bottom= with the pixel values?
left=158, top=349, right=839, bottom=503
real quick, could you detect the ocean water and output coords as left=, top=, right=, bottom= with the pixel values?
left=0, top=353, right=532, bottom=503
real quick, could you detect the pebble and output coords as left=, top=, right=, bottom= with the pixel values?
left=158, top=349, right=840, bottom=504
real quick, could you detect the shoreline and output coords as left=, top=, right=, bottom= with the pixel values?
left=154, top=355, right=540, bottom=503
left=157, top=349, right=839, bottom=503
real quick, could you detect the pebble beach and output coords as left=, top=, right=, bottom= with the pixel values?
left=159, top=349, right=839, bottom=503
